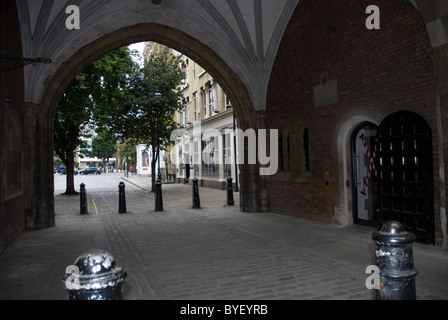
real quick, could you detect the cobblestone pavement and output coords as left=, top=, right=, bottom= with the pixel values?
left=0, top=175, right=447, bottom=302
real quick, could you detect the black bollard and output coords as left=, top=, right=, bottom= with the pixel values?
left=118, top=182, right=126, bottom=213
left=227, top=177, right=234, bottom=206
left=80, top=183, right=88, bottom=215
left=155, top=174, right=163, bottom=211
left=62, top=249, right=127, bottom=300
left=372, top=221, right=418, bottom=300
left=192, top=178, right=201, bottom=209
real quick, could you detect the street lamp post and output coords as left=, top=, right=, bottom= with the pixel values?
left=154, top=92, right=163, bottom=180
left=153, top=92, right=164, bottom=211
left=233, top=111, right=239, bottom=192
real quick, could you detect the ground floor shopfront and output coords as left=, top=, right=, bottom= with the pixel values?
left=170, top=110, right=239, bottom=190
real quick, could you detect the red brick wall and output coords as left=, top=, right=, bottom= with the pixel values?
left=266, top=1, right=438, bottom=227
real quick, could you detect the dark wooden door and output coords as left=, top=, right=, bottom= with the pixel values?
left=376, top=111, right=434, bottom=244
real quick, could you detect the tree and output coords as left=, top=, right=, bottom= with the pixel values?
left=54, top=73, right=93, bottom=194
left=90, top=129, right=117, bottom=171
left=54, top=47, right=137, bottom=194
left=117, top=142, right=137, bottom=168
left=104, top=51, right=185, bottom=191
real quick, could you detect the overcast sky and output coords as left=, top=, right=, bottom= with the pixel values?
left=129, top=42, right=145, bottom=67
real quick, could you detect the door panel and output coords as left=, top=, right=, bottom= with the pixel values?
left=351, top=123, right=378, bottom=226
left=376, top=111, right=434, bottom=244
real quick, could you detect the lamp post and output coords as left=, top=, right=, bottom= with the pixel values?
left=153, top=91, right=164, bottom=211
left=233, top=111, right=239, bottom=192
left=154, top=92, right=162, bottom=180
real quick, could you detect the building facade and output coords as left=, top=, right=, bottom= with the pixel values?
left=144, top=42, right=239, bottom=189
left=266, top=0, right=443, bottom=245
left=135, top=144, right=166, bottom=178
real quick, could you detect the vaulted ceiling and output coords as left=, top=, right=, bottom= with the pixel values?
left=14, top=0, right=440, bottom=113
left=16, top=0, right=299, bottom=111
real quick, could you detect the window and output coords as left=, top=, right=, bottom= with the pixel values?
left=142, top=151, right=149, bottom=167
left=193, top=62, right=197, bottom=78
left=193, top=92, right=199, bottom=122
left=193, top=140, right=199, bottom=168
left=181, top=59, right=189, bottom=88
left=184, top=142, right=190, bottom=166
left=202, top=88, right=208, bottom=118
left=183, top=98, right=190, bottom=125
left=202, top=136, right=219, bottom=178
left=276, top=129, right=292, bottom=174
left=224, top=130, right=232, bottom=177
left=178, top=146, right=184, bottom=176
left=278, top=131, right=284, bottom=172
left=225, top=95, right=232, bottom=110
left=286, top=133, right=291, bottom=172
left=208, top=82, right=215, bottom=115
left=303, top=128, right=310, bottom=172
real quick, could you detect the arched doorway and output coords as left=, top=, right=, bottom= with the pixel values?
left=351, top=122, right=379, bottom=227
left=376, top=110, right=435, bottom=244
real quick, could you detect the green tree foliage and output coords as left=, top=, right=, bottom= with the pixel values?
left=116, top=143, right=137, bottom=167
left=90, top=129, right=117, bottom=169
left=54, top=47, right=137, bottom=194
left=103, top=51, right=185, bottom=191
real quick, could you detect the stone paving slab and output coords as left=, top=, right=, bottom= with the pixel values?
left=0, top=177, right=447, bottom=302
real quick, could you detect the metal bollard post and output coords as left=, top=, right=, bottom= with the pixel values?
left=192, top=178, right=201, bottom=209
left=118, top=182, right=126, bottom=213
left=155, top=175, right=163, bottom=211
left=227, top=177, right=234, bottom=206
left=80, top=183, right=88, bottom=215
left=62, top=249, right=127, bottom=300
left=372, top=220, right=418, bottom=300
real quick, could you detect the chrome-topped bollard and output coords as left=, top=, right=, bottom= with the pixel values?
left=63, top=249, right=127, bottom=300
left=372, top=221, right=418, bottom=300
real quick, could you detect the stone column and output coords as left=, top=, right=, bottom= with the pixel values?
left=238, top=111, right=270, bottom=213
left=431, top=35, right=448, bottom=248
left=416, top=0, right=448, bottom=247
left=25, top=104, right=55, bottom=230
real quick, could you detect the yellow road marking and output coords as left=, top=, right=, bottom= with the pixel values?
left=91, top=195, right=100, bottom=215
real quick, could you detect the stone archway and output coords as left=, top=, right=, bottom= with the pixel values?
left=27, top=23, right=266, bottom=229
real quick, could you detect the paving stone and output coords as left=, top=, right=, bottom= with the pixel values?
left=0, top=178, right=447, bottom=301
